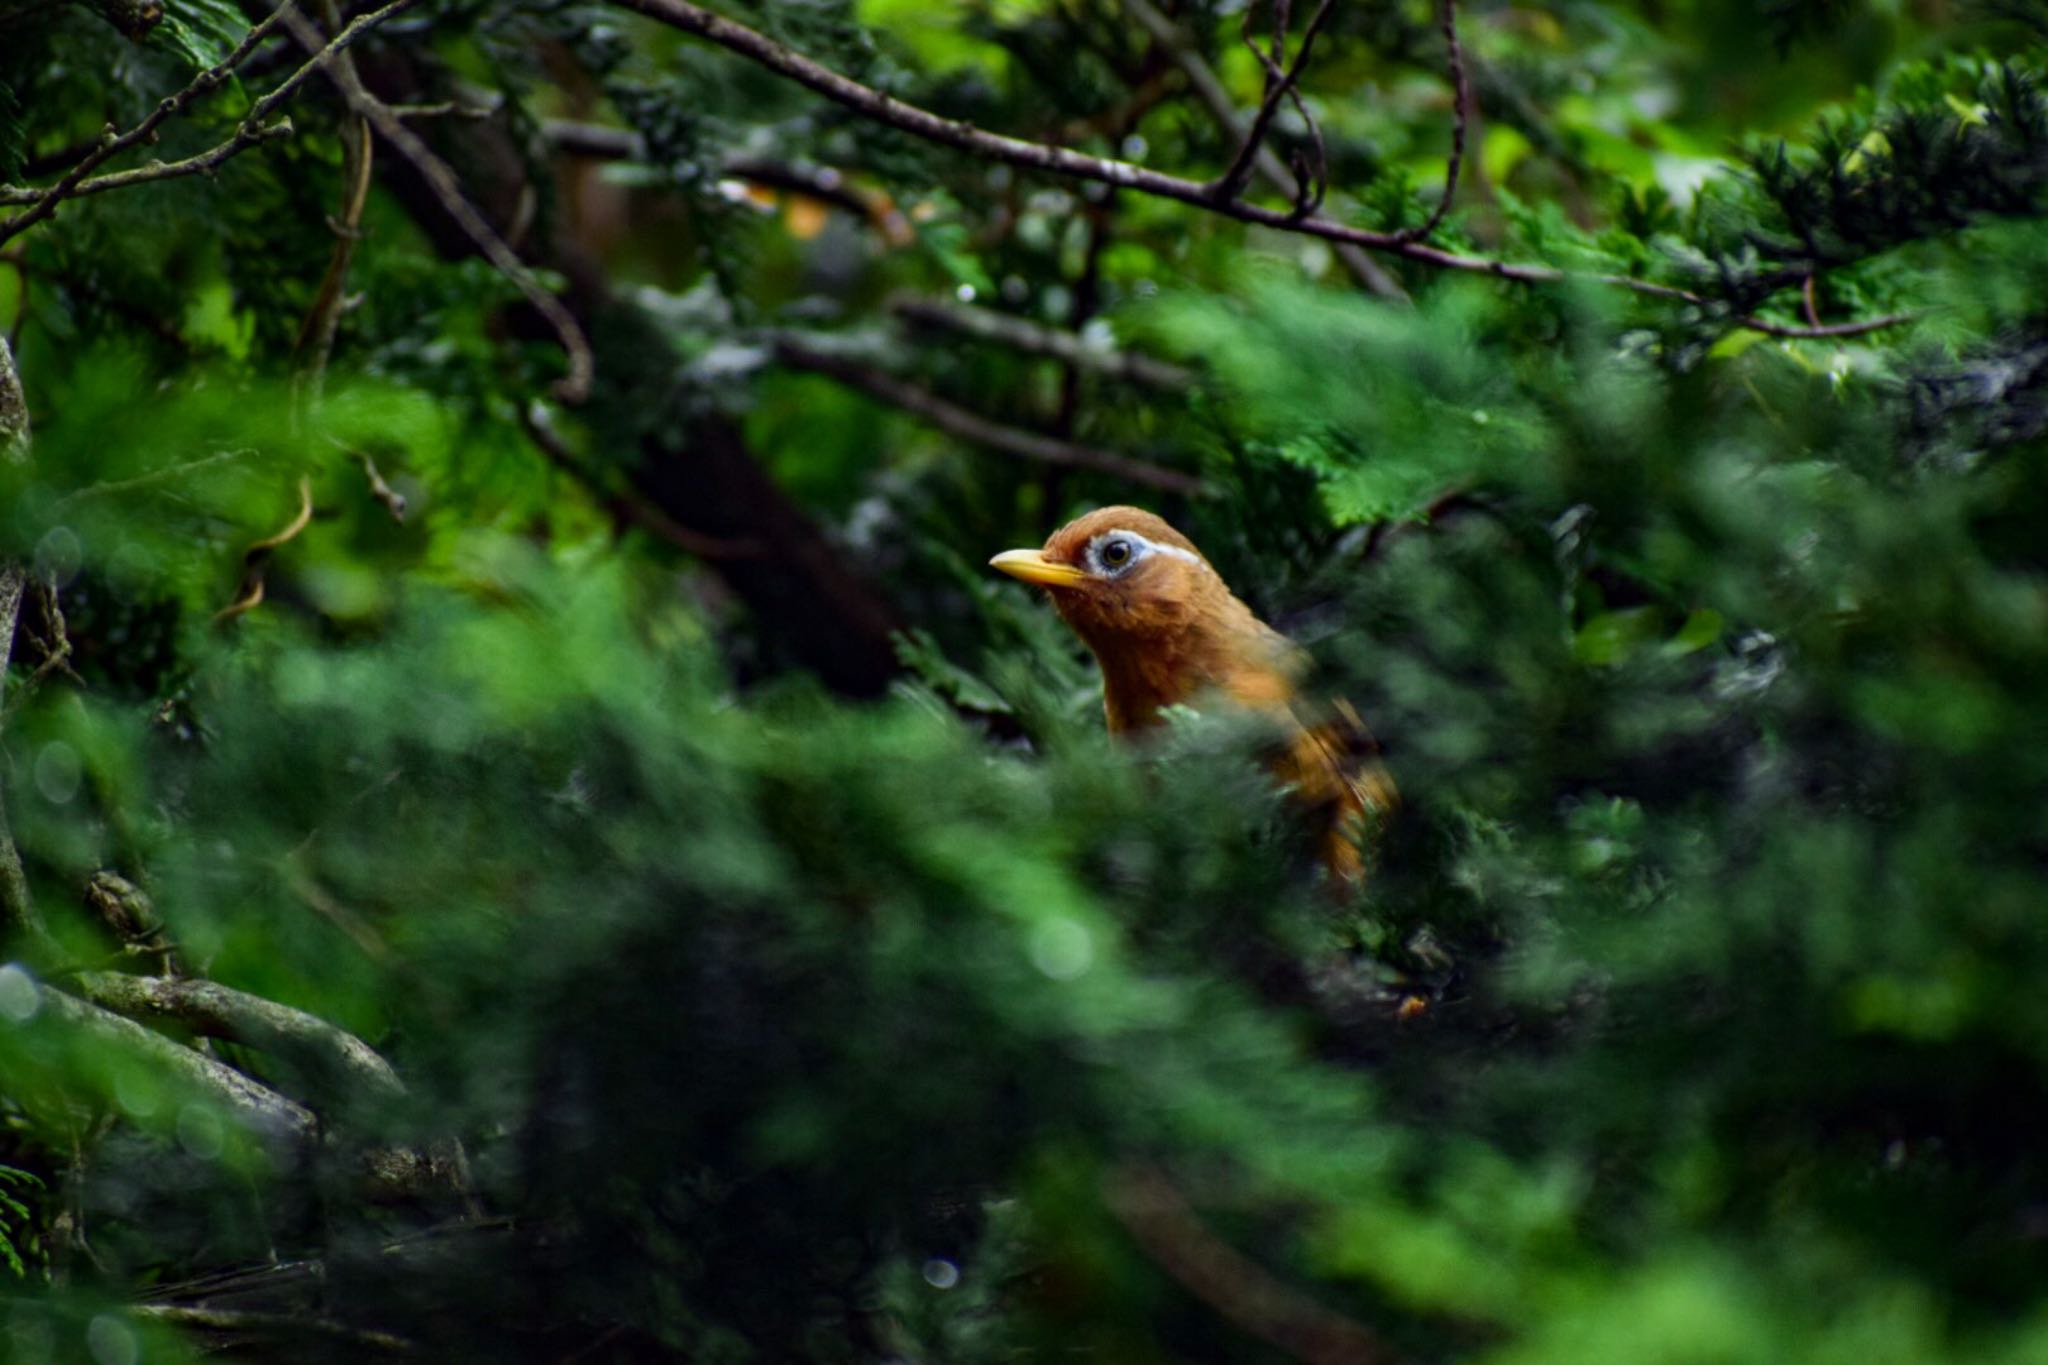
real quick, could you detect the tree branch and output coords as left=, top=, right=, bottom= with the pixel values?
left=888, top=294, right=1193, bottom=389
left=1396, top=0, right=1468, bottom=246
left=1212, top=0, right=1337, bottom=212
left=0, top=336, right=60, bottom=957
left=26, top=970, right=456, bottom=1199
left=1735, top=311, right=1919, bottom=339
left=279, top=7, right=592, bottom=401
left=612, top=0, right=1916, bottom=339
left=70, top=971, right=407, bottom=1104
left=542, top=121, right=916, bottom=244
left=27, top=976, right=318, bottom=1145
left=291, top=0, right=376, bottom=415
left=1119, top=0, right=1407, bottom=302
left=213, top=474, right=313, bottom=623
left=0, top=118, right=297, bottom=213
left=605, top=0, right=1537, bottom=271
left=769, top=338, right=1208, bottom=495
left=0, top=583, right=56, bottom=952
left=0, top=0, right=423, bottom=246
left=0, top=330, right=26, bottom=460
left=131, top=1305, right=418, bottom=1354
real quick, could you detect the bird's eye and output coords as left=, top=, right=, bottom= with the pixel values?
left=1100, top=538, right=1134, bottom=569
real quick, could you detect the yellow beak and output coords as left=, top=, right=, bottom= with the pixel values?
left=989, top=548, right=1090, bottom=588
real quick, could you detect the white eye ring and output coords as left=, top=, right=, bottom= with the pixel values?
left=1086, top=530, right=1202, bottom=577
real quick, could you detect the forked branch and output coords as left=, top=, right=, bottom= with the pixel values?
left=610, top=0, right=1913, bottom=339
left=1211, top=0, right=1338, bottom=213
left=0, top=0, right=425, bottom=246
left=1397, top=0, right=1469, bottom=245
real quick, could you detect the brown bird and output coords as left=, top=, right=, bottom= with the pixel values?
left=990, top=506, right=1393, bottom=884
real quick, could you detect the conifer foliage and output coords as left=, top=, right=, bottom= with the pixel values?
left=4, top=1, right=2048, bottom=1361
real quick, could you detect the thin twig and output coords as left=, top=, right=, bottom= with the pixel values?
left=214, top=474, right=314, bottom=622
left=281, top=8, right=593, bottom=401
left=357, top=452, right=407, bottom=521
left=130, top=1305, right=417, bottom=1353
left=0, top=576, right=83, bottom=728
left=888, top=294, right=1193, bottom=389
left=1204, top=0, right=1335, bottom=206
left=0, top=1, right=298, bottom=236
left=52, top=448, right=256, bottom=507
left=1738, top=310, right=1917, bottom=339
left=0, top=0, right=423, bottom=246
left=291, top=65, right=375, bottom=410
left=0, top=120, right=298, bottom=214
left=1119, top=0, right=1407, bottom=302
left=770, top=338, right=1208, bottom=495
left=1397, top=0, right=1467, bottom=245
left=614, top=0, right=1914, bottom=340
left=384, top=100, right=495, bottom=120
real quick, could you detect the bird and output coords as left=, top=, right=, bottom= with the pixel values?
left=989, top=506, right=1394, bottom=884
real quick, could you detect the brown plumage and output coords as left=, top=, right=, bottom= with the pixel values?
left=990, top=507, right=1394, bottom=884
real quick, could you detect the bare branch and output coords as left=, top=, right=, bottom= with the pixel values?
left=542, top=123, right=916, bottom=244
left=27, top=975, right=319, bottom=1144
left=1119, top=0, right=1407, bottom=302
left=214, top=474, right=314, bottom=623
left=0, top=0, right=294, bottom=236
left=0, top=337, right=60, bottom=957
left=0, top=0, right=423, bottom=246
left=615, top=0, right=1916, bottom=340
left=0, top=330, right=27, bottom=459
left=1734, top=310, right=1920, bottom=340
left=770, top=338, right=1208, bottom=495
left=293, top=60, right=376, bottom=410
left=606, top=0, right=1529, bottom=271
left=0, top=576, right=83, bottom=729
left=281, top=7, right=593, bottom=402
left=0, top=117, right=298, bottom=212
left=888, top=294, right=1194, bottom=389
left=71, top=971, right=407, bottom=1105
left=541, top=118, right=646, bottom=160
left=24, top=967, right=454, bottom=1200
left=1212, top=0, right=1338, bottom=211
left=1396, top=0, right=1468, bottom=246
left=130, top=1306, right=418, bottom=1355
left=357, top=451, right=408, bottom=521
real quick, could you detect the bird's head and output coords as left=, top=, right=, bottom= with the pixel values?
left=988, top=506, right=1225, bottom=650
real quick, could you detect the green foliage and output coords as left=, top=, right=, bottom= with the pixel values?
left=155, top=0, right=251, bottom=70
left=7, top=0, right=2048, bottom=1361
left=0, top=1163, right=42, bottom=1278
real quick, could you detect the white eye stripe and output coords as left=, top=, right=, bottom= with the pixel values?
left=1086, top=529, right=1204, bottom=574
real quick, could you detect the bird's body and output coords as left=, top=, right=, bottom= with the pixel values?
left=991, top=507, right=1393, bottom=883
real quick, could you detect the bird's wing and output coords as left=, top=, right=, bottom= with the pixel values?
left=1276, top=696, right=1398, bottom=885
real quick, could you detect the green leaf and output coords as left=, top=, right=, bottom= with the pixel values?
left=154, top=0, right=250, bottom=70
